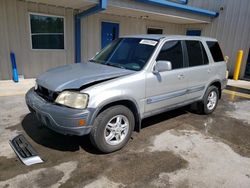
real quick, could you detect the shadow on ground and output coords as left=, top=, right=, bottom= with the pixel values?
left=21, top=107, right=188, bottom=154
left=21, top=114, right=101, bottom=154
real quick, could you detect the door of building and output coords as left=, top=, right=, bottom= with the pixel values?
left=101, top=22, right=119, bottom=49
left=244, top=48, right=250, bottom=79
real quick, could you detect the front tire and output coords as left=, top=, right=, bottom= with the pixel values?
left=90, top=105, right=135, bottom=153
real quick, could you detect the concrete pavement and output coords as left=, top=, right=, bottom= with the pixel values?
left=0, top=79, right=250, bottom=187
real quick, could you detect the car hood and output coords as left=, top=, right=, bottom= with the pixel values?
left=36, top=62, right=135, bottom=91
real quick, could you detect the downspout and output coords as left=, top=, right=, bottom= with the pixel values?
left=75, top=0, right=108, bottom=63
left=135, top=0, right=219, bottom=17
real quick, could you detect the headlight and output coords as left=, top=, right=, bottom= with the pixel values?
left=55, top=91, right=88, bottom=109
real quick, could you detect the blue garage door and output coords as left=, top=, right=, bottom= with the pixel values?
left=101, top=22, right=119, bottom=49
left=186, top=30, right=201, bottom=36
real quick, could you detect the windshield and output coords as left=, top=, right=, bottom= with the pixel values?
left=91, top=38, right=158, bottom=71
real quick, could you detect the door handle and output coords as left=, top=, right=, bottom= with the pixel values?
left=178, top=74, right=184, bottom=79
left=207, top=69, right=211, bottom=73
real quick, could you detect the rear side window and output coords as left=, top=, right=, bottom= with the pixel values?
left=206, top=41, right=224, bottom=62
left=156, top=40, right=183, bottom=69
left=186, top=40, right=208, bottom=67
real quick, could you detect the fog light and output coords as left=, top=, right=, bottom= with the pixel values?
left=78, top=119, right=86, bottom=126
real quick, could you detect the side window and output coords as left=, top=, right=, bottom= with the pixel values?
left=156, top=40, right=183, bottom=69
left=206, top=41, right=224, bottom=62
left=186, top=40, right=208, bottom=67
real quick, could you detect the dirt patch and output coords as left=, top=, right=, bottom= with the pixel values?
left=36, top=168, right=64, bottom=187
left=106, top=151, right=187, bottom=186
left=0, top=161, right=78, bottom=188
left=150, top=129, right=250, bottom=188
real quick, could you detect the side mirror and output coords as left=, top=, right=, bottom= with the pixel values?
left=153, top=61, right=172, bottom=73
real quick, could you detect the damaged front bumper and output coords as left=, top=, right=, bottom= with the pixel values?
left=25, top=88, right=93, bottom=136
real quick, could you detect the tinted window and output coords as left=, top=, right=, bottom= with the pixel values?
left=206, top=41, right=224, bottom=62
left=30, top=14, right=64, bottom=49
left=186, top=40, right=208, bottom=67
left=156, top=41, right=183, bottom=69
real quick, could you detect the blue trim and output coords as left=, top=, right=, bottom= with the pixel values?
left=75, top=16, right=81, bottom=63
left=74, top=0, right=107, bottom=63
left=147, top=89, right=187, bottom=104
left=147, top=85, right=205, bottom=104
left=187, top=85, right=205, bottom=94
left=135, top=0, right=219, bottom=17
left=10, top=52, right=19, bottom=82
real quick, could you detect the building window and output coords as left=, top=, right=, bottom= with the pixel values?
left=186, top=30, right=201, bottom=36
left=30, top=13, right=64, bottom=50
left=147, top=27, right=163, bottom=34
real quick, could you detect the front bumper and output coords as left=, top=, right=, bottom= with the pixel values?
left=25, top=88, right=93, bottom=136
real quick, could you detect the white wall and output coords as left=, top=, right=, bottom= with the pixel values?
left=1, top=0, right=249, bottom=79
left=97, top=0, right=250, bottom=78
left=0, top=0, right=75, bottom=79
left=81, top=13, right=185, bottom=62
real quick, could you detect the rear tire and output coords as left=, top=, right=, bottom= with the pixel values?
left=198, top=86, right=219, bottom=114
left=90, top=105, right=135, bottom=153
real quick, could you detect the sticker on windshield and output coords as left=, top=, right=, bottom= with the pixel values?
left=139, top=39, right=158, bottom=46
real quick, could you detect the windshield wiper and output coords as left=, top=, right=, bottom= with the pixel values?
left=89, top=59, right=97, bottom=63
left=106, top=62, right=126, bottom=69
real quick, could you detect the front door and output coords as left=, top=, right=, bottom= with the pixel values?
left=101, top=22, right=119, bottom=49
left=145, top=40, right=188, bottom=113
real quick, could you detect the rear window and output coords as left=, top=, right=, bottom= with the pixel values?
left=206, top=41, right=224, bottom=62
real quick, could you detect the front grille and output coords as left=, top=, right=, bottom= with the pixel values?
left=35, top=85, right=58, bottom=102
left=10, top=134, right=37, bottom=158
left=9, top=134, right=43, bottom=166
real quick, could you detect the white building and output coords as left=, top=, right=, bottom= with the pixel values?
left=0, top=0, right=250, bottom=80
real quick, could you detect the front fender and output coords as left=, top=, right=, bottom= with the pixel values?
left=88, top=96, right=142, bottom=131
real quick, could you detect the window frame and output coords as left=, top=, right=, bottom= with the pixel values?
left=28, top=12, right=66, bottom=51
left=155, top=39, right=185, bottom=70
left=183, top=39, right=209, bottom=68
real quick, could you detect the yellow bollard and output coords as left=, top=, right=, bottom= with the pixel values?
left=233, top=50, right=244, bottom=80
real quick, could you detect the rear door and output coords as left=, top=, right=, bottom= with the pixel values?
left=184, top=40, right=211, bottom=100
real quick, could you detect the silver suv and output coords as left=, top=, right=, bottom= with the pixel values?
left=26, top=35, right=227, bottom=153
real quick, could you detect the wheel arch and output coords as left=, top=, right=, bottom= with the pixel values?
left=90, top=98, right=142, bottom=132
left=207, top=80, right=222, bottom=99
